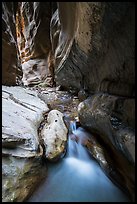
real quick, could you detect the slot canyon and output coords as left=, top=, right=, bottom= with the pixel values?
left=2, top=2, right=135, bottom=202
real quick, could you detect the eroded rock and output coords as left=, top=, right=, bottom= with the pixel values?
left=2, top=157, right=47, bottom=202
left=41, top=110, right=68, bottom=161
left=2, top=85, right=49, bottom=157
left=2, top=85, right=49, bottom=202
left=2, top=2, right=19, bottom=85
left=78, top=93, right=135, bottom=164
left=78, top=93, right=135, bottom=201
left=16, top=2, right=53, bottom=86
left=51, top=2, right=135, bottom=97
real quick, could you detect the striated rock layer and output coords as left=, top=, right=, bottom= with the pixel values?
left=2, top=2, right=19, bottom=85
left=16, top=2, right=54, bottom=86
left=2, top=86, right=49, bottom=157
left=2, top=86, right=49, bottom=202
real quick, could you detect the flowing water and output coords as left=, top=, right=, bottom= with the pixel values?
left=28, top=122, right=130, bottom=202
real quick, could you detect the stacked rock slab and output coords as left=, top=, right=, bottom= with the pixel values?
left=2, top=86, right=49, bottom=202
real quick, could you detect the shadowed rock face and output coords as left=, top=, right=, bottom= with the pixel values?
left=52, top=2, right=135, bottom=97
left=52, top=4, right=135, bottom=200
left=78, top=93, right=135, bottom=164
left=2, top=2, right=19, bottom=85
left=69, top=128, right=134, bottom=201
left=78, top=94, right=135, bottom=201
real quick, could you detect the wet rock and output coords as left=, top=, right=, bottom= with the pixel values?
left=70, top=131, right=108, bottom=170
left=2, top=85, right=49, bottom=202
left=70, top=126, right=134, bottom=201
left=115, top=127, right=135, bottom=163
left=122, top=98, right=135, bottom=129
left=78, top=93, right=135, bottom=164
left=36, top=87, right=80, bottom=120
left=78, top=93, right=135, bottom=201
left=78, top=89, right=89, bottom=102
left=41, top=110, right=68, bottom=161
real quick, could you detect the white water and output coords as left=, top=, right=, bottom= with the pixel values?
left=28, top=122, right=130, bottom=202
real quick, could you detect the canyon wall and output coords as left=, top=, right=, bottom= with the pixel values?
left=16, top=2, right=53, bottom=86
left=2, top=2, right=135, bottom=96
left=52, top=2, right=135, bottom=97
left=2, top=2, right=135, bottom=201
left=2, top=2, right=19, bottom=85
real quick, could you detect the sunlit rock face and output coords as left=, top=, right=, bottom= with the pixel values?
left=2, top=86, right=49, bottom=157
left=16, top=2, right=53, bottom=86
left=41, top=110, right=68, bottom=161
left=50, top=3, right=78, bottom=74
left=2, top=2, right=19, bottom=85
left=52, top=2, right=135, bottom=96
left=2, top=86, right=49, bottom=202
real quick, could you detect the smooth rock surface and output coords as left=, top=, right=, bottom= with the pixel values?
left=41, top=110, right=68, bottom=161
left=2, top=85, right=49, bottom=157
left=78, top=93, right=135, bottom=201
left=51, top=2, right=135, bottom=97
left=2, top=85, right=49, bottom=202
left=78, top=93, right=135, bottom=164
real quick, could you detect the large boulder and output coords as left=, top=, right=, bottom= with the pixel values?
left=2, top=86, right=49, bottom=202
left=41, top=110, right=68, bottom=161
left=78, top=93, right=135, bottom=164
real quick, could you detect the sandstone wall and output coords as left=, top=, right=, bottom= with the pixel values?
left=2, top=2, right=19, bottom=85
left=16, top=2, right=53, bottom=86
left=52, top=2, right=135, bottom=97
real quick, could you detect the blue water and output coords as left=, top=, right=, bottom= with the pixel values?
left=28, top=125, right=130, bottom=202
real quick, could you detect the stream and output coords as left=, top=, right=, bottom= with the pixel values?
left=28, top=122, right=129, bottom=202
